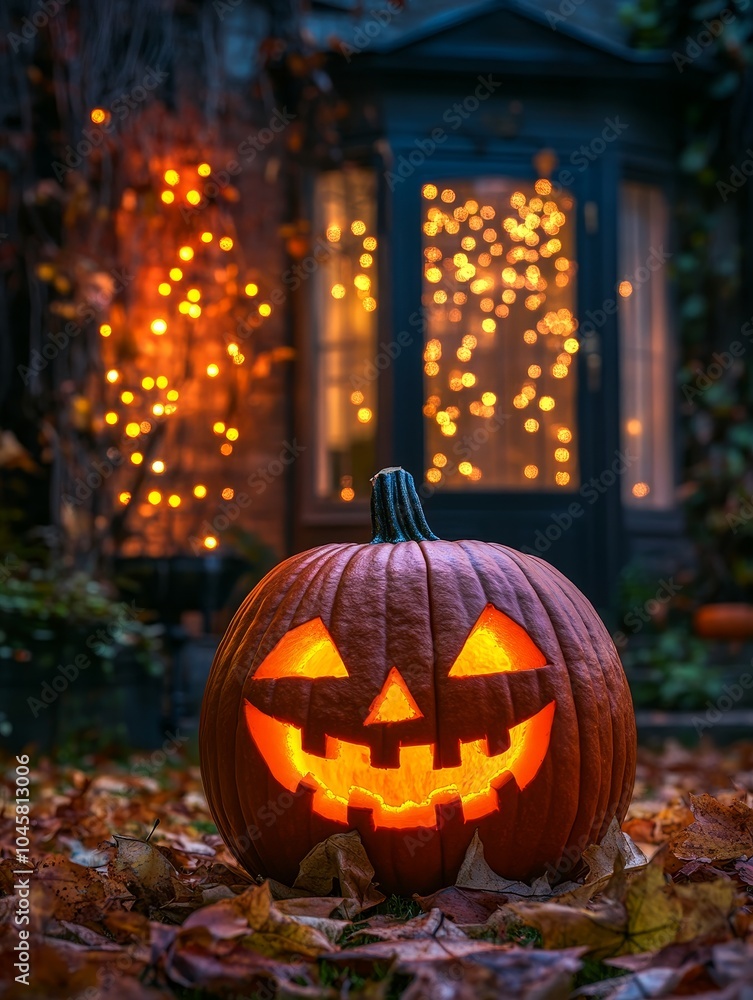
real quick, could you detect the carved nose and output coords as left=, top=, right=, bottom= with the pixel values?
left=364, top=666, right=423, bottom=725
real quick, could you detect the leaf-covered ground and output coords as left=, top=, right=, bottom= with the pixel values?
left=1, top=741, right=753, bottom=999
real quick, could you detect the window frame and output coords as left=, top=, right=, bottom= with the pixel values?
left=618, top=158, right=681, bottom=537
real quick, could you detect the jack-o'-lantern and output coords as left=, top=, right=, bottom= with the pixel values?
left=200, top=467, right=636, bottom=895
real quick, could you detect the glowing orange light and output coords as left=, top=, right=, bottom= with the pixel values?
left=99, top=323, right=112, bottom=337
left=106, top=369, right=119, bottom=383
left=194, top=484, right=207, bottom=498
left=524, top=464, right=539, bottom=479
left=121, top=391, right=134, bottom=404
left=179, top=246, right=194, bottom=261
left=198, top=163, right=211, bottom=177
left=357, top=407, right=372, bottom=423
left=152, top=404, right=164, bottom=416
left=619, top=281, right=633, bottom=298
left=125, top=422, right=140, bottom=438
left=187, top=288, right=201, bottom=302
left=245, top=282, right=258, bottom=296
left=161, top=191, right=175, bottom=204
left=331, top=284, right=346, bottom=299
left=351, top=220, right=366, bottom=235
left=204, top=536, right=218, bottom=549
left=131, top=452, right=143, bottom=465
left=326, top=226, right=341, bottom=242
left=90, top=108, right=107, bottom=124
left=150, top=318, right=167, bottom=335
left=147, top=490, right=161, bottom=505
left=632, top=482, right=650, bottom=497
left=340, top=487, right=355, bottom=502
left=158, top=283, right=171, bottom=296
left=168, top=495, right=181, bottom=508
left=156, top=375, right=168, bottom=389
left=164, top=170, right=180, bottom=186
left=169, top=267, right=183, bottom=281
left=219, top=236, right=233, bottom=251
left=213, top=421, right=226, bottom=435
left=220, top=443, right=233, bottom=455
left=449, top=605, right=548, bottom=676
left=140, top=421, right=152, bottom=433
left=258, top=303, right=271, bottom=317
left=104, top=411, right=118, bottom=425
left=151, top=460, right=165, bottom=474
left=118, top=491, right=131, bottom=505
left=226, top=428, right=239, bottom=441
left=422, top=184, right=438, bottom=199
left=166, top=389, right=179, bottom=401
left=365, top=667, right=423, bottom=725
left=350, top=391, right=364, bottom=405
left=221, top=488, right=234, bottom=500
left=206, top=364, right=219, bottom=377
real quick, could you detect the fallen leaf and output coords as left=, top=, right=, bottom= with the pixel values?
left=400, top=948, right=583, bottom=1000
left=455, top=831, right=579, bottom=898
left=181, top=880, right=332, bottom=959
left=292, top=831, right=385, bottom=918
left=582, top=819, right=648, bottom=883
left=415, top=886, right=508, bottom=924
left=506, top=863, right=682, bottom=960
left=670, top=794, right=753, bottom=862
left=111, top=836, right=178, bottom=910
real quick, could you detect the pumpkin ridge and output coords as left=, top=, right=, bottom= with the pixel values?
left=488, top=542, right=623, bottom=862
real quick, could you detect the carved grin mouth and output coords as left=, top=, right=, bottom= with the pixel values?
left=244, top=700, right=555, bottom=829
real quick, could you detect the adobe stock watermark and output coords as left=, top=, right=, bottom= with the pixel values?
left=8, top=0, right=70, bottom=52
left=188, top=440, right=305, bottom=553
left=180, top=107, right=296, bottom=221
left=673, top=3, right=750, bottom=73
left=692, top=672, right=753, bottom=737
left=339, top=1, right=404, bottom=62
left=228, top=785, right=311, bottom=854
left=612, top=577, right=683, bottom=650
left=62, top=446, right=132, bottom=508
left=681, top=311, right=753, bottom=404
left=52, top=68, right=168, bottom=181
left=545, top=0, right=587, bottom=32
left=727, top=492, right=753, bottom=534
left=12, top=754, right=34, bottom=987
left=578, top=244, right=671, bottom=343
left=534, top=117, right=629, bottom=198
left=131, top=730, right=188, bottom=779
left=18, top=266, right=135, bottom=385
left=521, top=448, right=638, bottom=557
left=717, top=148, right=753, bottom=202
left=26, top=602, right=144, bottom=717
left=385, top=76, right=502, bottom=190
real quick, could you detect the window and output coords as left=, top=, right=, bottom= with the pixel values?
left=312, top=167, right=378, bottom=505
left=420, top=178, right=579, bottom=491
left=618, top=181, right=673, bottom=510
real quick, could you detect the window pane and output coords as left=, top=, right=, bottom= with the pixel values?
left=421, top=178, right=579, bottom=491
left=313, top=168, right=378, bottom=504
left=618, top=181, right=673, bottom=509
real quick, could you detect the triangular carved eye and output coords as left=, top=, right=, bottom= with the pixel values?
left=448, top=604, right=548, bottom=677
left=253, top=618, right=349, bottom=680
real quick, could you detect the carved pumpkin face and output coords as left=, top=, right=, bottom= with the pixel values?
left=243, top=607, right=555, bottom=830
left=200, top=468, right=636, bottom=895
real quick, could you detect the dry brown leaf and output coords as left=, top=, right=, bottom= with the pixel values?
left=455, top=831, right=580, bottom=898
left=400, top=949, right=583, bottom=1000
left=415, top=885, right=509, bottom=924
left=670, top=794, right=753, bottom=862
left=181, top=880, right=333, bottom=959
left=110, top=836, right=178, bottom=910
left=292, top=830, right=385, bottom=918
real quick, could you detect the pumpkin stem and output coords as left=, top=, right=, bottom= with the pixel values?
left=370, top=467, right=439, bottom=544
